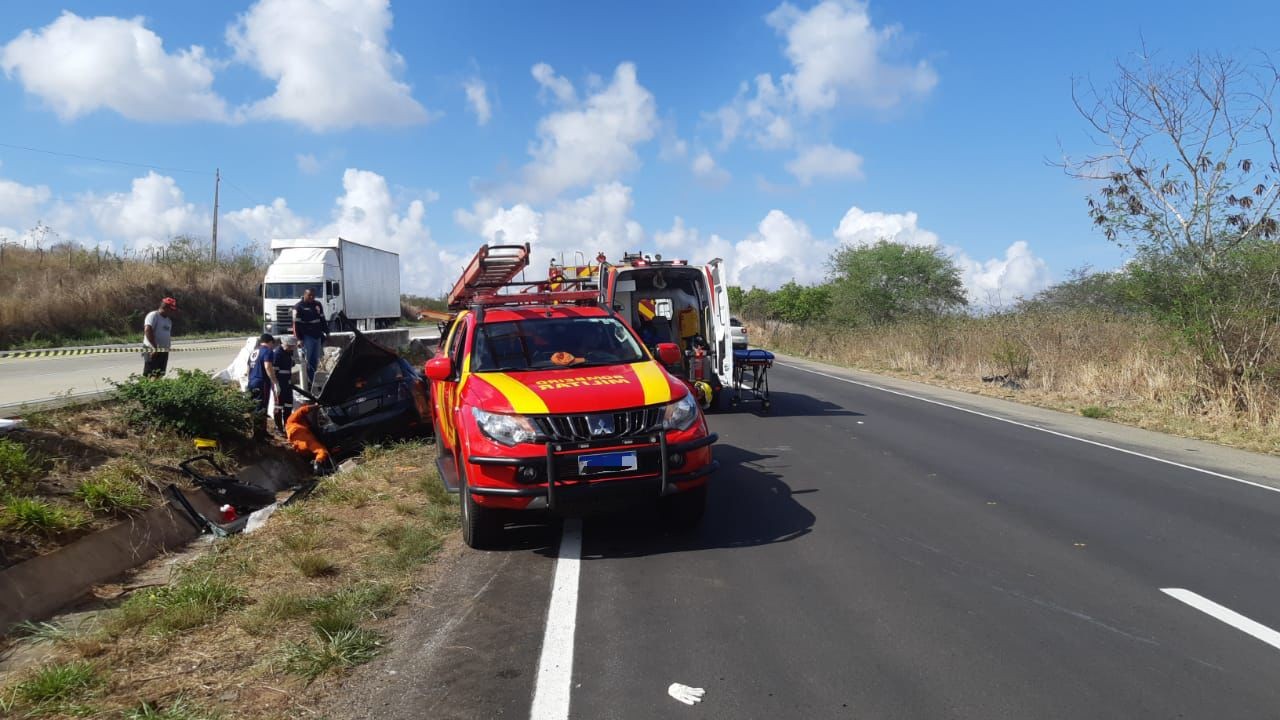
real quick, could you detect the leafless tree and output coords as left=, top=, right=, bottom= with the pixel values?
left=1063, top=49, right=1280, bottom=409
left=1065, top=49, right=1280, bottom=267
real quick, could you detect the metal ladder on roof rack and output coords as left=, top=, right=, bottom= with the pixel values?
left=447, top=243, right=531, bottom=309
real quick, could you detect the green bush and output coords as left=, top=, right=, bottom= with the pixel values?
left=113, top=370, right=255, bottom=438
left=0, top=438, right=41, bottom=494
left=0, top=496, right=89, bottom=536
left=77, top=459, right=154, bottom=515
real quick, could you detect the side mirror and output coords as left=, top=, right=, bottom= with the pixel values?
left=423, top=356, right=453, bottom=382
left=656, top=343, right=682, bottom=366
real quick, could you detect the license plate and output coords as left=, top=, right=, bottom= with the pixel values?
left=577, top=451, right=638, bottom=476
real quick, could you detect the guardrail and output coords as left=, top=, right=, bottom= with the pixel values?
left=0, top=338, right=247, bottom=360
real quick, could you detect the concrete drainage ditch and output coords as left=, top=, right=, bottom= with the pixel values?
left=0, top=455, right=307, bottom=631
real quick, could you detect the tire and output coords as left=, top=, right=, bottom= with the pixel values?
left=459, top=461, right=504, bottom=549
left=661, top=483, right=707, bottom=530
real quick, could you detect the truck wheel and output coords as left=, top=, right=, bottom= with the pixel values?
left=661, top=484, right=707, bottom=530
left=460, top=468, right=504, bottom=549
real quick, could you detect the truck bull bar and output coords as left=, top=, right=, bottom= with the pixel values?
left=467, top=432, right=718, bottom=511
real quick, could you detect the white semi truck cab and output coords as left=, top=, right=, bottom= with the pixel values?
left=263, top=238, right=401, bottom=335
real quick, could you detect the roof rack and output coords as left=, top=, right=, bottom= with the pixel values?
left=447, top=243, right=603, bottom=311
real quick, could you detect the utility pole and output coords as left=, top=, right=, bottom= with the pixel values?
left=211, top=168, right=220, bottom=262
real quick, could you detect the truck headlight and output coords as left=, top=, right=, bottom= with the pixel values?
left=662, top=393, right=699, bottom=431
left=471, top=407, right=541, bottom=446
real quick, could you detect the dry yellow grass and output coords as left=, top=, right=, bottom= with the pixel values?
left=754, top=312, right=1280, bottom=455
left=0, top=243, right=261, bottom=349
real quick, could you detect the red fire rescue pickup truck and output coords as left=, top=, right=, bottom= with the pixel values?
left=424, top=244, right=720, bottom=548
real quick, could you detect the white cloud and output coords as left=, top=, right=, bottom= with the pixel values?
left=733, top=210, right=833, bottom=289
left=787, top=144, right=865, bottom=185
left=1, top=12, right=227, bottom=122
left=766, top=0, right=937, bottom=113
left=85, top=172, right=210, bottom=250
left=224, top=197, right=310, bottom=242
left=659, top=132, right=688, bottom=162
left=296, top=153, right=321, bottom=175
left=463, top=78, right=492, bottom=126
left=312, top=169, right=458, bottom=293
left=515, top=62, right=658, bottom=202
left=955, top=240, right=1051, bottom=305
left=831, top=206, right=1049, bottom=302
left=834, top=206, right=938, bottom=247
left=711, top=1, right=935, bottom=151
left=691, top=151, right=731, bottom=187
left=654, top=217, right=734, bottom=265
left=531, top=62, right=576, bottom=105
left=458, top=183, right=646, bottom=270
left=227, top=0, right=429, bottom=131
left=0, top=178, right=51, bottom=219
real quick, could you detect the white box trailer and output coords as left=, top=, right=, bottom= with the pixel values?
left=263, top=238, right=401, bottom=334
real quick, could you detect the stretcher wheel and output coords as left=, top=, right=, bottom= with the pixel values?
left=761, top=400, right=771, bottom=414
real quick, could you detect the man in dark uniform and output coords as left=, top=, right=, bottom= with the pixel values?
left=269, top=335, right=298, bottom=433
left=292, top=288, right=328, bottom=390
left=247, top=334, right=275, bottom=423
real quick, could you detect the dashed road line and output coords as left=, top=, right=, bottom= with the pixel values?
left=1161, top=589, right=1280, bottom=651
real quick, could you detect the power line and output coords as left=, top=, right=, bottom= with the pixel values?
left=0, top=141, right=211, bottom=176
left=221, top=178, right=271, bottom=208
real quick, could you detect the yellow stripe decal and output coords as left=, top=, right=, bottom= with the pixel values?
left=631, top=361, right=673, bottom=406
left=482, top=373, right=550, bottom=414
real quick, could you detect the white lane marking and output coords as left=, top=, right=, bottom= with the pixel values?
left=668, top=683, right=706, bottom=705
left=1161, top=588, right=1280, bottom=651
left=781, top=363, right=1280, bottom=496
left=530, top=518, right=583, bottom=720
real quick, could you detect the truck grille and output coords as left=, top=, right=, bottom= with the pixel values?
left=275, top=306, right=293, bottom=325
left=534, top=407, right=663, bottom=442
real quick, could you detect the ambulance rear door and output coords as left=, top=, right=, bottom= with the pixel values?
left=706, top=259, right=732, bottom=386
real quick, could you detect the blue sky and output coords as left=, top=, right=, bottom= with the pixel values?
left=0, top=0, right=1276, bottom=298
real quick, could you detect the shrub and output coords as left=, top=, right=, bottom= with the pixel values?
left=126, top=698, right=222, bottom=720
left=1080, top=406, right=1112, bottom=419
left=107, top=574, right=246, bottom=635
left=991, top=338, right=1032, bottom=379
left=0, top=496, right=89, bottom=536
left=0, top=437, right=41, bottom=494
left=114, top=369, right=255, bottom=438
left=283, top=627, right=384, bottom=682
left=13, top=660, right=103, bottom=709
left=76, top=459, right=154, bottom=514
left=292, top=553, right=339, bottom=578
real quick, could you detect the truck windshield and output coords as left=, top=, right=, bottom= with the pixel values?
left=472, top=317, right=646, bottom=372
left=265, top=283, right=322, bottom=299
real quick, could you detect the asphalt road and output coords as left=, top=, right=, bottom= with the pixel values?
left=332, top=357, right=1280, bottom=720
left=0, top=329, right=439, bottom=415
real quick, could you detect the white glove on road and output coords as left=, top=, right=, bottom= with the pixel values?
left=667, top=683, right=706, bottom=706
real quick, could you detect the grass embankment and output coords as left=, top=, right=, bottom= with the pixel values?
left=754, top=312, right=1280, bottom=455
left=0, top=370, right=263, bottom=568
left=1, top=441, right=454, bottom=719
left=0, top=242, right=262, bottom=351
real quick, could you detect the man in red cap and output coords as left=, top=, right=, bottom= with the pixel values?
left=142, top=297, right=179, bottom=378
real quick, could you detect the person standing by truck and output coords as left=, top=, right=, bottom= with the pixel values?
left=268, top=335, right=297, bottom=433
left=142, top=297, right=179, bottom=378
left=247, top=333, right=275, bottom=432
left=292, top=288, right=328, bottom=390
